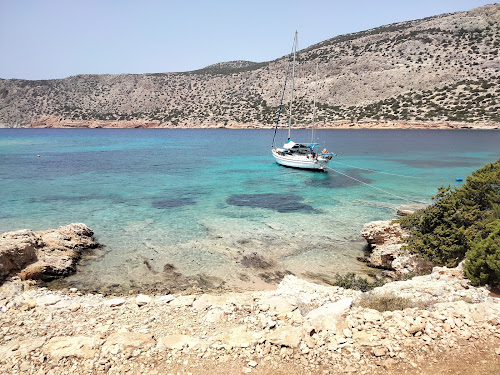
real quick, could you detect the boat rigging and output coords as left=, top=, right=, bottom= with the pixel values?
left=271, top=31, right=335, bottom=171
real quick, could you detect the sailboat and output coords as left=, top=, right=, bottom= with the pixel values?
left=271, top=31, right=335, bottom=171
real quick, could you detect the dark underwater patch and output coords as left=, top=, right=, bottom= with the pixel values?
left=240, top=253, right=275, bottom=269
left=152, top=197, right=195, bottom=209
left=226, top=193, right=316, bottom=213
left=306, top=168, right=373, bottom=188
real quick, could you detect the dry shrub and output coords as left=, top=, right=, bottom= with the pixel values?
left=356, top=292, right=431, bottom=312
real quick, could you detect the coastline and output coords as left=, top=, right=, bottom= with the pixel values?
left=24, top=117, right=500, bottom=130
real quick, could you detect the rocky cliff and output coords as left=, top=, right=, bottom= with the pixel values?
left=0, top=4, right=499, bottom=129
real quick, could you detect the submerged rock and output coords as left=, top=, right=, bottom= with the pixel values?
left=226, top=193, right=316, bottom=213
left=0, top=223, right=100, bottom=282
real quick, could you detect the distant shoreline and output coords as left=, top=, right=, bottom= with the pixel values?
left=21, top=118, right=500, bottom=130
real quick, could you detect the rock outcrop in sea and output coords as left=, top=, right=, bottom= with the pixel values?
left=360, top=220, right=434, bottom=276
left=0, top=223, right=99, bottom=282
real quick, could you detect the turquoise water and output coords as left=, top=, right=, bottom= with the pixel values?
left=1, top=129, right=499, bottom=293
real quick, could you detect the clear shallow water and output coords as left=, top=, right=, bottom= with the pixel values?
left=1, top=129, right=499, bottom=293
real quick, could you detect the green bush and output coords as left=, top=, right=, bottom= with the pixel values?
left=399, top=159, right=500, bottom=285
left=464, top=219, right=500, bottom=286
left=332, top=272, right=386, bottom=292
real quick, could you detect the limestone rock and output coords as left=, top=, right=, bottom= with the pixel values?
left=157, top=294, right=175, bottom=303
left=37, top=294, right=62, bottom=306
left=396, top=204, right=428, bottom=216
left=102, top=332, right=155, bottom=354
left=170, top=295, right=196, bottom=307
left=223, top=326, right=259, bottom=348
left=157, top=335, right=202, bottom=350
left=305, top=298, right=353, bottom=332
left=0, top=229, right=39, bottom=279
left=104, top=298, right=127, bottom=307
left=266, top=327, right=302, bottom=348
left=136, top=294, right=152, bottom=306
left=361, top=221, right=406, bottom=246
left=373, top=346, right=388, bottom=357
left=260, top=296, right=297, bottom=314
left=0, top=223, right=99, bottom=281
left=360, top=220, right=433, bottom=275
left=204, top=308, right=224, bottom=323
left=43, top=336, right=98, bottom=359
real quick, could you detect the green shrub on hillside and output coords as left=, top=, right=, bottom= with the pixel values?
left=464, top=219, right=500, bottom=286
left=399, top=159, right=500, bottom=285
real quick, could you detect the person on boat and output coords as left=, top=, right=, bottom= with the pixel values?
left=322, top=148, right=328, bottom=154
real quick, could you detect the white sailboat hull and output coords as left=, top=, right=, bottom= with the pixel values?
left=272, top=149, right=330, bottom=170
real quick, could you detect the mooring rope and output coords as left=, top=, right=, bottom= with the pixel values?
left=325, top=166, right=429, bottom=205
left=329, top=160, right=423, bottom=179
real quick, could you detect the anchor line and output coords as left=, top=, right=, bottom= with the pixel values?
left=328, top=160, right=423, bottom=179
left=325, top=166, right=428, bottom=205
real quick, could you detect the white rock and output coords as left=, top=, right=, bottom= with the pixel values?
left=170, top=295, right=196, bottom=307
left=305, top=298, right=353, bottom=332
left=260, top=296, right=296, bottom=314
left=157, top=295, right=175, bottom=303
left=157, top=335, right=202, bottom=351
left=205, top=309, right=224, bottom=323
left=136, top=294, right=152, bottom=306
left=266, top=326, right=302, bottom=348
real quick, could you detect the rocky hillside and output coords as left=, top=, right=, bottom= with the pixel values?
left=0, top=4, right=499, bottom=128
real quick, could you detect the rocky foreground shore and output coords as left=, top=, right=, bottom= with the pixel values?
left=1, top=266, right=499, bottom=374
left=1, top=223, right=500, bottom=374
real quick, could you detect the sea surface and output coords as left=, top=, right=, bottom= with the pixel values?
left=1, top=128, right=499, bottom=294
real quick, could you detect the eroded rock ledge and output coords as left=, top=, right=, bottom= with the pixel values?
left=360, top=220, right=434, bottom=276
left=0, top=223, right=99, bottom=282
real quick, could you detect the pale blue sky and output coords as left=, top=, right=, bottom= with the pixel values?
left=0, top=0, right=494, bottom=80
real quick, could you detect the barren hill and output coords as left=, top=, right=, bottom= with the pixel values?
left=0, top=4, right=499, bottom=129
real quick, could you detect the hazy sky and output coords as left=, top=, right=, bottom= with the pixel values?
left=0, top=0, right=494, bottom=80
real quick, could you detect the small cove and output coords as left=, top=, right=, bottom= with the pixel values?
left=1, top=128, right=499, bottom=293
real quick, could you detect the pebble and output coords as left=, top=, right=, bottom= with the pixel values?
left=104, top=298, right=127, bottom=307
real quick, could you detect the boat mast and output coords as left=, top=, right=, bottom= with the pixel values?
left=287, top=31, right=297, bottom=141
left=311, top=62, right=318, bottom=144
